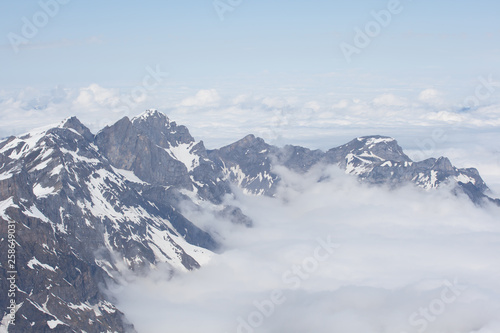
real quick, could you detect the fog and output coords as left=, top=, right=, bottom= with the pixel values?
left=112, top=164, right=500, bottom=333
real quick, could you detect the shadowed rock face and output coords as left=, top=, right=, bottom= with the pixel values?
left=95, top=115, right=193, bottom=188
left=208, top=134, right=280, bottom=196
left=95, top=111, right=232, bottom=204
left=0, top=111, right=497, bottom=332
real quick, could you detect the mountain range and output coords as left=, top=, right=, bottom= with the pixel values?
left=1, top=109, right=498, bottom=332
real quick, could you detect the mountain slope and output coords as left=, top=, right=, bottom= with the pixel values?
left=94, top=110, right=251, bottom=226
left=0, top=116, right=217, bottom=332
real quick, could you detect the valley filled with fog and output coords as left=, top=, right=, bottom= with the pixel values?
left=114, top=164, right=500, bottom=333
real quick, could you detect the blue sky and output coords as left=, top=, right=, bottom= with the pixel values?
left=1, top=0, right=499, bottom=89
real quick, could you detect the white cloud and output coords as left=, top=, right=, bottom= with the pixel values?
left=232, top=94, right=250, bottom=105
left=260, top=96, right=299, bottom=109
left=303, top=101, right=321, bottom=111
left=2, top=84, right=500, bottom=152
left=332, top=99, right=351, bottom=109
left=425, top=110, right=466, bottom=123
left=419, top=88, right=444, bottom=105
left=0, top=84, right=162, bottom=137
left=73, top=84, right=121, bottom=107
left=178, top=89, right=221, bottom=107
left=372, top=93, right=407, bottom=106
left=113, top=164, right=500, bottom=333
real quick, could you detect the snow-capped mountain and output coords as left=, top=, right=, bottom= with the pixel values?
left=1, top=110, right=498, bottom=332
left=0, top=114, right=220, bottom=332
left=209, top=134, right=498, bottom=206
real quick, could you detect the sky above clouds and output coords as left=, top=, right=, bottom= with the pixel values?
left=1, top=0, right=499, bottom=86
left=1, top=2, right=499, bottom=104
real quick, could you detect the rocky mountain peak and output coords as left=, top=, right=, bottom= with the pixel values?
left=94, top=111, right=232, bottom=203
left=433, top=156, right=454, bottom=172
left=354, top=135, right=394, bottom=148
left=58, top=116, right=94, bottom=142
left=347, top=135, right=410, bottom=162
left=129, top=110, right=194, bottom=147
left=225, top=134, right=267, bottom=151
left=132, top=108, right=166, bottom=122
left=131, top=109, right=170, bottom=133
left=356, top=135, right=397, bottom=147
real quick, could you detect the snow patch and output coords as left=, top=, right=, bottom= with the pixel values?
left=25, top=205, right=50, bottom=223
left=0, top=197, right=18, bottom=220
left=112, top=167, right=149, bottom=184
left=60, top=148, right=100, bottom=165
left=49, top=165, right=64, bottom=177
left=47, top=319, right=65, bottom=329
left=365, top=137, right=394, bottom=145
left=0, top=124, right=54, bottom=159
left=27, top=258, right=56, bottom=272
left=358, top=151, right=384, bottom=160
left=0, top=171, right=14, bottom=180
left=430, top=170, right=438, bottom=188
left=454, top=173, right=476, bottom=185
left=33, top=183, right=56, bottom=197
left=165, top=142, right=200, bottom=172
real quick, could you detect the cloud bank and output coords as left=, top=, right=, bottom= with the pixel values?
left=1, top=84, right=499, bottom=146
left=111, top=164, right=500, bottom=333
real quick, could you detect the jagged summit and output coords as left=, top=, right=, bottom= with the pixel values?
left=223, top=134, right=268, bottom=150
left=330, top=135, right=411, bottom=163
left=433, top=156, right=454, bottom=172
left=131, top=109, right=176, bottom=132
left=355, top=135, right=400, bottom=150
left=131, top=108, right=166, bottom=122
left=59, top=116, right=94, bottom=141
left=348, top=135, right=398, bottom=148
